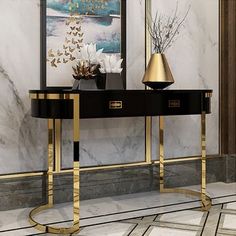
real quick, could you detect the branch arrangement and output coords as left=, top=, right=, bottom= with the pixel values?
left=148, top=2, right=190, bottom=53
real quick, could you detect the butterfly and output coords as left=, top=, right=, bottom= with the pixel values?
left=77, top=39, right=83, bottom=43
left=51, top=58, right=57, bottom=67
left=73, top=32, right=78, bottom=36
left=78, top=33, right=84, bottom=37
left=57, top=50, right=63, bottom=56
left=69, top=47, right=75, bottom=53
left=65, top=37, right=71, bottom=44
left=63, top=58, right=69, bottom=63
left=70, top=26, right=75, bottom=31
left=72, top=38, right=77, bottom=44
left=48, top=49, right=55, bottom=57
left=63, top=45, right=69, bottom=50
left=57, top=58, right=61, bottom=63
left=76, top=26, right=81, bottom=32
left=66, top=17, right=75, bottom=25
left=70, top=55, right=76, bottom=61
left=64, top=51, right=70, bottom=56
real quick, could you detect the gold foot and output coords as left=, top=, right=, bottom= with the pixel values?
left=29, top=204, right=80, bottom=234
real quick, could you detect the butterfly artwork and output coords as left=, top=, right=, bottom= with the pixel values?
left=44, top=0, right=125, bottom=87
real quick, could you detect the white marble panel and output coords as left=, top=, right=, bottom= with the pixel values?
left=0, top=0, right=48, bottom=174
left=62, top=117, right=145, bottom=168
left=151, top=0, right=219, bottom=158
left=62, top=0, right=146, bottom=168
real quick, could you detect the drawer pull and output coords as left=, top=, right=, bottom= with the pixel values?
left=109, top=101, right=122, bottom=109
left=168, top=100, right=181, bottom=108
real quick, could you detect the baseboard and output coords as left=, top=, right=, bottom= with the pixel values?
left=0, top=155, right=235, bottom=211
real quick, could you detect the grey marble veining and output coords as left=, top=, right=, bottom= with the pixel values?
left=151, top=0, right=219, bottom=158
left=0, top=0, right=48, bottom=174
left=0, top=0, right=219, bottom=175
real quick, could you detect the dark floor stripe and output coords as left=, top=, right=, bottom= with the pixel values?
left=200, top=211, right=210, bottom=235
left=215, top=212, right=223, bottom=236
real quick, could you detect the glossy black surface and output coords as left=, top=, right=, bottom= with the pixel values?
left=30, top=90, right=212, bottom=119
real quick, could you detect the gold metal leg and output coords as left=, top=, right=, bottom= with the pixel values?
left=201, top=112, right=211, bottom=210
left=145, top=117, right=152, bottom=164
left=55, top=119, right=62, bottom=173
left=158, top=115, right=212, bottom=211
left=29, top=95, right=81, bottom=234
left=48, top=119, right=54, bottom=206
left=159, top=116, right=164, bottom=192
left=72, top=94, right=80, bottom=229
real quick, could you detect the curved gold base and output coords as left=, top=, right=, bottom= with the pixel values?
left=28, top=189, right=211, bottom=235
left=161, top=188, right=212, bottom=211
left=29, top=204, right=80, bottom=234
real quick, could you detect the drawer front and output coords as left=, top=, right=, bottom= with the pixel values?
left=80, top=92, right=146, bottom=118
left=146, top=92, right=204, bottom=116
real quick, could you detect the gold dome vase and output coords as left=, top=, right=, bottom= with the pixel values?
left=142, top=53, right=174, bottom=89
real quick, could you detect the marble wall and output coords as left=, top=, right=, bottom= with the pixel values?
left=0, top=0, right=218, bottom=174
left=151, top=0, right=219, bottom=158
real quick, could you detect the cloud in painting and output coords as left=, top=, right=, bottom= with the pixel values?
left=46, top=0, right=122, bottom=53
left=47, top=0, right=120, bottom=16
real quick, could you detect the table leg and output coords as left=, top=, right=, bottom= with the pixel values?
left=72, top=94, right=80, bottom=230
left=48, top=119, right=54, bottom=207
left=159, top=116, right=164, bottom=192
left=29, top=95, right=81, bottom=234
left=201, top=112, right=208, bottom=210
left=158, top=115, right=211, bottom=211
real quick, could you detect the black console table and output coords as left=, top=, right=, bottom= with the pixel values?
left=29, top=89, right=212, bottom=234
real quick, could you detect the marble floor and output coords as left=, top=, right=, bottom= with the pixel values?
left=0, top=182, right=236, bottom=235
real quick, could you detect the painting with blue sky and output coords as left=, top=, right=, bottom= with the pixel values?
left=46, top=0, right=121, bottom=53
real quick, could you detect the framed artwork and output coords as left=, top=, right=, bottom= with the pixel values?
left=40, top=0, right=126, bottom=88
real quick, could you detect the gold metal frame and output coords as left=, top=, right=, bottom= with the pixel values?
left=29, top=94, right=81, bottom=234
left=28, top=89, right=212, bottom=234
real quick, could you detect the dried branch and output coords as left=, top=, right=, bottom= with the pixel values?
left=148, top=2, right=191, bottom=53
left=162, top=6, right=190, bottom=52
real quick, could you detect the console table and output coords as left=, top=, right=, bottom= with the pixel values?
left=29, top=89, right=212, bottom=234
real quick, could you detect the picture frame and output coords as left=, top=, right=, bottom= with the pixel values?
left=40, top=0, right=126, bottom=89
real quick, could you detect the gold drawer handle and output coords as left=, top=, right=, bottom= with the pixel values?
left=168, top=100, right=181, bottom=108
left=109, top=101, right=123, bottom=109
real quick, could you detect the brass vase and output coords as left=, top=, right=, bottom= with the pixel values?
left=142, top=53, right=174, bottom=89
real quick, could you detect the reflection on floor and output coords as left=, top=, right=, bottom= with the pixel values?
left=0, top=182, right=235, bottom=235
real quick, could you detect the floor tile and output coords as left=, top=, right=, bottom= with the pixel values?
left=77, top=222, right=135, bottom=236
left=224, top=202, right=236, bottom=210
left=158, top=210, right=205, bottom=226
left=0, top=182, right=236, bottom=236
left=221, top=214, right=236, bottom=230
left=147, top=226, right=197, bottom=236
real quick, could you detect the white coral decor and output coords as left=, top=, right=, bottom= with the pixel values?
left=77, top=43, right=103, bottom=64
left=99, top=55, right=123, bottom=74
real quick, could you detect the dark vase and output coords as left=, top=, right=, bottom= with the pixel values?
left=105, top=73, right=124, bottom=90
left=72, top=73, right=124, bottom=90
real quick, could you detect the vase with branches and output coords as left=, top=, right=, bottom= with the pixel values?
left=143, top=2, right=190, bottom=89
left=149, top=2, right=190, bottom=53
